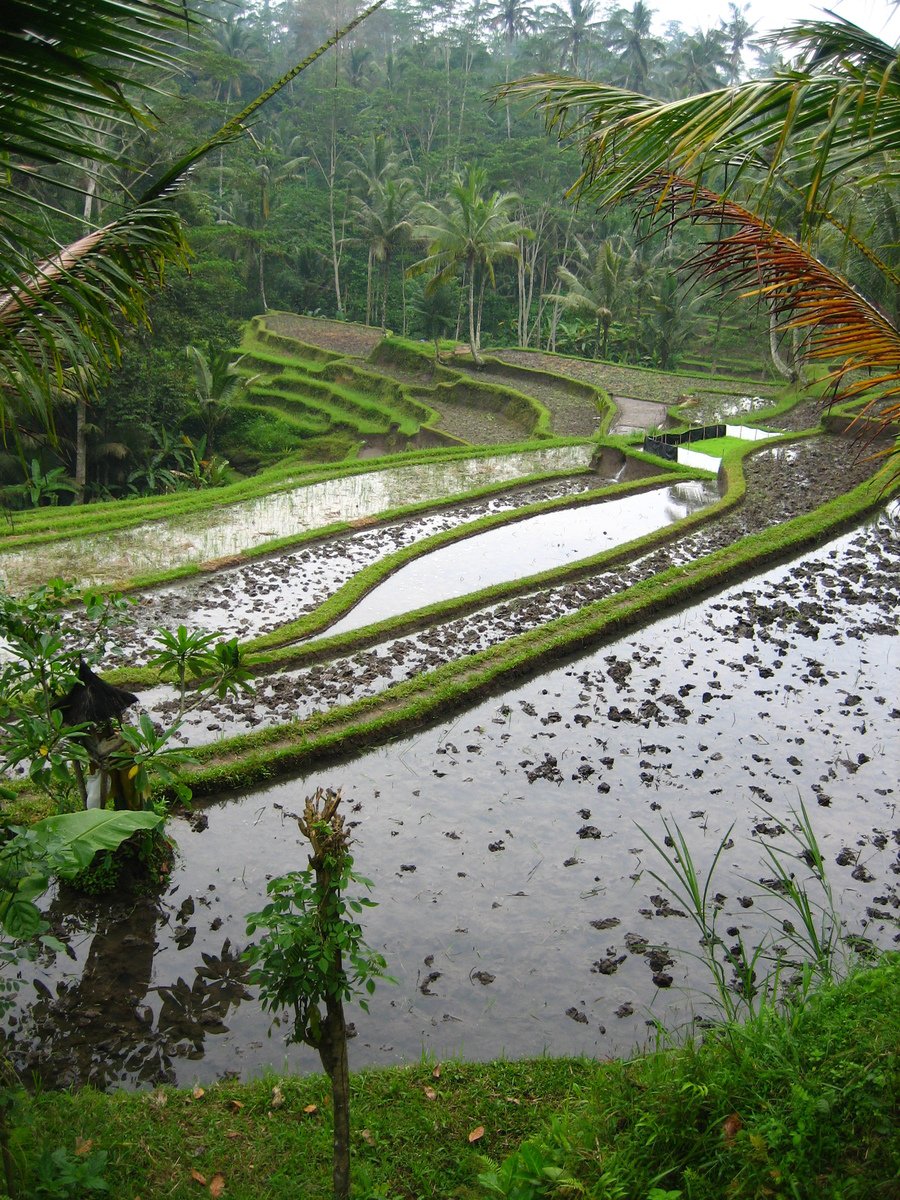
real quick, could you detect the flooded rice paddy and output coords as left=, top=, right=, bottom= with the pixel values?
left=0, top=445, right=596, bottom=593
left=5, top=511, right=897, bottom=1091
left=316, top=481, right=716, bottom=641
left=109, top=450, right=659, bottom=655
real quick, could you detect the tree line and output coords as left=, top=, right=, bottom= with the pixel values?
left=3, top=1, right=895, bottom=505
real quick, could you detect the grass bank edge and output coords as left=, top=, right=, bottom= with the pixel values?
left=172, top=461, right=894, bottom=798
left=243, top=466, right=703, bottom=657
left=11, top=958, right=897, bottom=1199
left=478, top=953, right=899, bottom=1200
left=91, top=458, right=604, bottom=598
left=109, top=434, right=746, bottom=682
left=0, top=436, right=879, bottom=819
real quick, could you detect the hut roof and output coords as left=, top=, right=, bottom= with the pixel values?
left=54, top=661, right=138, bottom=727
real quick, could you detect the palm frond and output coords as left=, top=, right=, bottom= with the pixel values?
left=500, top=22, right=900, bottom=214
left=1, top=1, right=194, bottom=166
left=636, top=175, right=900, bottom=429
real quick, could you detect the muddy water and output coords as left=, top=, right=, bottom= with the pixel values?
left=317, top=481, right=717, bottom=640
left=0, top=445, right=596, bottom=593
left=681, top=394, right=774, bottom=424
left=5, top=515, right=897, bottom=1091
left=105, top=453, right=655, bottom=658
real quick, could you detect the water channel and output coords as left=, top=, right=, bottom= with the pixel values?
left=5, top=512, right=897, bottom=1091
left=0, top=445, right=596, bottom=593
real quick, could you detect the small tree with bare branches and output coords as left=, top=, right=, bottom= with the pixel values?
left=244, top=788, right=390, bottom=1200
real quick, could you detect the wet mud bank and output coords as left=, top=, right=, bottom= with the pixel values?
left=4, top=510, right=897, bottom=1091
left=152, top=434, right=886, bottom=744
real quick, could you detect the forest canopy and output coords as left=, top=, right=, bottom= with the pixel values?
left=2, top=0, right=896, bottom=501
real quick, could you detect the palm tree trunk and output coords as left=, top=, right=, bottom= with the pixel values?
left=475, top=272, right=487, bottom=354
left=400, top=254, right=408, bottom=336
left=258, top=244, right=268, bottom=313
left=366, top=247, right=374, bottom=326
left=768, top=306, right=797, bottom=381
left=380, top=258, right=389, bottom=330
left=74, top=393, right=88, bottom=504
left=466, top=259, right=481, bottom=365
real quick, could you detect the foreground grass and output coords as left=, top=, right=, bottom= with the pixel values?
left=9, top=958, right=898, bottom=1199
left=479, top=958, right=900, bottom=1200
left=9, top=1059, right=594, bottom=1200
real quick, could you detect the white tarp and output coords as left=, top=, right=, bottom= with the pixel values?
left=725, top=424, right=778, bottom=441
left=677, top=447, right=722, bottom=472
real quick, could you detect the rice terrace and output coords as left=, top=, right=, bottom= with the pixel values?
left=1, top=3, right=898, bottom=1198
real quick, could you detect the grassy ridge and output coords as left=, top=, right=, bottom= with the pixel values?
left=239, top=318, right=553, bottom=443
left=132, top=457, right=890, bottom=801
left=11, top=958, right=897, bottom=1199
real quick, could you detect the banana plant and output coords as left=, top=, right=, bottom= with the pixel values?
left=0, top=810, right=164, bottom=942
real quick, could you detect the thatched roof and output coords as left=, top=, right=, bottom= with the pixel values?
left=54, top=661, right=138, bottom=727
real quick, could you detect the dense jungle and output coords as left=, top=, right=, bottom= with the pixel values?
left=0, top=2, right=898, bottom=1199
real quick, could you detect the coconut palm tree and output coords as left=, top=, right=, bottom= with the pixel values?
left=0, top=0, right=387, bottom=449
left=603, top=1, right=663, bottom=93
left=720, top=1, right=759, bottom=84
left=541, top=0, right=603, bottom=72
left=502, top=17, right=900, bottom=462
left=352, top=176, right=418, bottom=330
left=488, top=0, right=539, bottom=45
left=550, top=236, right=635, bottom=359
left=349, top=136, right=416, bottom=327
left=409, top=167, right=529, bottom=365
left=664, top=28, right=730, bottom=97
left=185, top=345, right=256, bottom=454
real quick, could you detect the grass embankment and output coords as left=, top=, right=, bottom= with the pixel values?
left=239, top=319, right=554, bottom=444
left=0, top=438, right=593, bottom=563
left=3, top=433, right=881, bottom=817
left=11, top=958, right=897, bottom=1199
left=244, top=467, right=697, bottom=656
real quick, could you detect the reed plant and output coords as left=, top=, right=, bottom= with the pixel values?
left=639, top=800, right=860, bottom=1023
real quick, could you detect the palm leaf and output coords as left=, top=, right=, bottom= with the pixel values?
left=636, top=174, right=900, bottom=435
left=500, top=18, right=900, bottom=215
left=0, top=1, right=193, bottom=173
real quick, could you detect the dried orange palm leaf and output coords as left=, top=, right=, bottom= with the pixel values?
left=634, top=174, right=900, bottom=438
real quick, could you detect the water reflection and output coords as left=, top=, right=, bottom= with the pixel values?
left=3, top=888, right=251, bottom=1090
left=685, top=394, right=773, bottom=424
left=319, top=480, right=718, bottom=639
left=0, top=446, right=596, bottom=593
left=3, top=515, right=897, bottom=1089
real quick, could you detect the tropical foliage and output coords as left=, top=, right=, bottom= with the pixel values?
left=410, top=167, right=529, bottom=364
left=0, top=581, right=252, bottom=816
left=1, top=0, right=821, bottom=504
left=0, top=0, right=387, bottom=451
left=503, top=16, right=900, bottom=459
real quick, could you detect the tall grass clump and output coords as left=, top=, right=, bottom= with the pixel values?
left=479, top=956, right=898, bottom=1199
left=639, top=801, right=865, bottom=1020
left=478, top=804, right=898, bottom=1199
